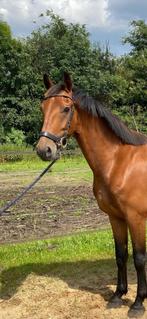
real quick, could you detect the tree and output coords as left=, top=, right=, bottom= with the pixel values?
left=121, top=20, right=147, bottom=133
left=123, top=20, right=147, bottom=53
left=0, top=20, right=43, bottom=144
left=1, top=15, right=146, bottom=146
left=1, top=13, right=117, bottom=145
left=26, top=11, right=116, bottom=95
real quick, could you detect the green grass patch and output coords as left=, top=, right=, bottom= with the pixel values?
left=0, top=230, right=114, bottom=269
left=0, top=230, right=115, bottom=297
left=0, top=154, right=91, bottom=180
left=0, top=144, right=29, bottom=152
left=0, top=230, right=134, bottom=299
left=0, top=145, right=92, bottom=182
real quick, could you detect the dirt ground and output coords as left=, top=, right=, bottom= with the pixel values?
left=0, top=265, right=147, bottom=319
left=1, top=169, right=147, bottom=318
left=0, top=169, right=108, bottom=244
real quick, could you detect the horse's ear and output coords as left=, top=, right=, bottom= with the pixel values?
left=43, top=74, right=52, bottom=89
left=63, top=72, right=72, bottom=91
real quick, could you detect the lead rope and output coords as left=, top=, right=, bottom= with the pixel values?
left=0, top=96, right=74, bottom=216
left=0, top=159, right=57, bottom=216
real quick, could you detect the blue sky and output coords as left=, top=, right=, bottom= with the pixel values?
left=0, top=0, right=147, bottom=56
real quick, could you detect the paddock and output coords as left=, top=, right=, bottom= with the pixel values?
left=0, top=158, right=147, bottom=318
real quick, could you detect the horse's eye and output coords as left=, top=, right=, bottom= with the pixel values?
left=63, top=106, right=70, bottom=113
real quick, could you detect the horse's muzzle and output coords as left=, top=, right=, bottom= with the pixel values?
left=36, top=139, right=59, bottom=161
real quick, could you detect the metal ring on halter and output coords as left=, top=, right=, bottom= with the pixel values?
left=59, top=137, right=67, bottom=149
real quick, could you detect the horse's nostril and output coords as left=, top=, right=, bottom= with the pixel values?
left=46, top=146, right=52, bottom=158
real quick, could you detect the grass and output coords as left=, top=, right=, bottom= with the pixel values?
left=0, top=230, right=114, bottom=268
left=0, top=230, right=115, bottom=297
left=0, top=144, right=29, bottom=152
left=0, top=153, right=92, bottom=183
left=0, top=230, right=135, bottom=301
left=0, top=152, right=88, bottom=171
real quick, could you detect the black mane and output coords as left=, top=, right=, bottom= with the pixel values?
left=47, top=83, right=147, bottom=146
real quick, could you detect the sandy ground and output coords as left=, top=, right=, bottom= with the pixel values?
left=0, top=272, right=147, bottom=319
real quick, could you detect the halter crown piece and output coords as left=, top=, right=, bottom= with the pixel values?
left=39, top=94, right=74, bottom=149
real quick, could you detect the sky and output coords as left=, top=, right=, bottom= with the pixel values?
left=0, top=0, right=147, bottom=56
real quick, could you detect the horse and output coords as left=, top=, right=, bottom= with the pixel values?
left=36, top=72, right=147, bottom=314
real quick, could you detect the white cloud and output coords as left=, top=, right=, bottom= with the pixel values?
left=59, top=0, right=109, bottom=27
left=0, top=0, right=109, bottom=36
left=1, top=0, right=146, bottom=55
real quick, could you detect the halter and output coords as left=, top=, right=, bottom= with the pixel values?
left=39, top=94, right=74, bottom=149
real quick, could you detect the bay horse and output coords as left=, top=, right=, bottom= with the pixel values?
left=37, top=72, right=147, bottom=314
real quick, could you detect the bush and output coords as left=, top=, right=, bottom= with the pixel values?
left=67, top=137, right=78, bottom=150
left=5, top=128, right=26, bottom=146
left=0, top=144, right=30, bottom=163
left=0, top=124, right=5, bottom=144
left=0, top=153, right=23, bottom=163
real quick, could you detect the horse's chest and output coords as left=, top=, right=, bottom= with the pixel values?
left=94, top=185, right=118, bottom=216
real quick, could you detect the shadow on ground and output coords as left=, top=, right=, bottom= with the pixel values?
left=0, top=258, right=135, bottom=300
left=1, top=258, right=146, bottom=318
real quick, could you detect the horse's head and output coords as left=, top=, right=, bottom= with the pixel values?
left=36, top=72, right=77, bottom=161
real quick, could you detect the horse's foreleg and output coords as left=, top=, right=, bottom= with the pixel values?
left=109, top=216, right=128, bottom=306
left=128, top=214, right=147, bottom=312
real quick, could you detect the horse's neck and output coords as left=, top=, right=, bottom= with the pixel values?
left=75, top=110, right=119, bottom=177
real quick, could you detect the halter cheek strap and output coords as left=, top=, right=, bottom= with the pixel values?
left=39, top=94, right=74, bottom=149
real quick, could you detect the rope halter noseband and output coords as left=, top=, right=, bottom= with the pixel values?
left=39, top=94, right=75, bottom=149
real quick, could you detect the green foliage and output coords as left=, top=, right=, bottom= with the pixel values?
left=0, top=15, right=147, bottom=146
left=119, top=20, right=147, bottom=133
left=0, top=20, right=12, bottom=42
left=5, top=128, right=26, bottom=146
left=123, top=20, right=147, bottom=53
left=0, top=122, right=5, bottom=143
left=0, top=14, right=116, bottom=145
left=26, top=11, right=115, bottom=97
left=67, top=138, right=78, bottom=150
